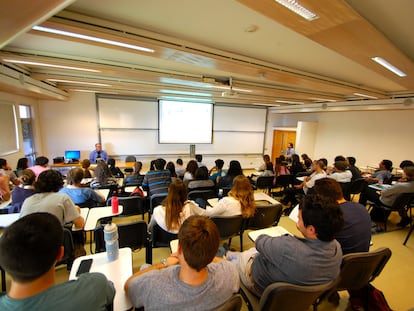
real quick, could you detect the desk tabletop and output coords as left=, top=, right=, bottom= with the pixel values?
left=248, top=226, right=292, bottom=242
left=368, top=183, right=392, bottom=191
left=0, top=213, right=19, bottom=228
left=84, top=205, right=123, bottom=231
left=207, top=192, right=279, bottom=208
left=69, top=247, right=132, bottom=311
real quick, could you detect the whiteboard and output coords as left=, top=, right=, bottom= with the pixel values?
left=97, top=96, right=267, bottom=156
left=98, top=97, right=158, bottom=128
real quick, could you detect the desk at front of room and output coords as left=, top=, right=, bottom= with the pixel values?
left=51, top=161, right=135, bottom=176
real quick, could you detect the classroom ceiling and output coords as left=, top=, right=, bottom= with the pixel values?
left=1, top=0, right=414, bottom=112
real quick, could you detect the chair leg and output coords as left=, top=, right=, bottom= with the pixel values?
left=403, top=225, right=414, bottom=245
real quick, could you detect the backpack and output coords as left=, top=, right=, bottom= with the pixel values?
left=349, top=284, right=393, bottom=311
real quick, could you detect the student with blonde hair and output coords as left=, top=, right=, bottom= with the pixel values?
left=206, top=175, right=256, bottom=218
left=149, top=180, right=205, bottom=234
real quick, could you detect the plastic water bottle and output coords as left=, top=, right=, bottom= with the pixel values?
left=104, top=223, right=119, bottom=261
left=111, top=191, right=119, bottom=214
left=218, top=188, right=223, bottom=201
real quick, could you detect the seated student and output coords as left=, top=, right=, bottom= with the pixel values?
left=361, top=166, right=414, bottom=229
left=81, top=158, right=95, bottom=178
left=289, top=154, right=306, bottom=177
left=0, top=213, right=115, bottom=310
left=327, top=161, right=352, bottom=183
left=205, top=175, right=255, bottom=218
left=274, top=156, right=289, bottom=177
left=15, top=157, right=29, bottom=177
left=301, top=153, right=313, bottom=170
left=188, top=166, right=215, bottom=191
left=227, top=193, right=343, bottom=296
left=183, top=160, right=198, bottom=185
left=217, top=160, right=244, bottom=189
left=125, top=215, right=239, bottom=310
left=142, top=158, right=171, bottom=197
left=195, top=154, right=206, bottom=168
left=0, top=158, right=20, bottom=186
left=209, top=159, right=226, bottom=183
left=166, top=161, right=180, bottom=183
left=20, top=169, right=85, bottom=229
left=346, top=156, right=362, bottom=181
left=59, top=168, right=105, bottom=207
left=362, top=159, right=393, bottom=184
left=249, top=162, right=274, bottom=186
left=108, top=158, right=124, bottom=178
left=90, top=161, right=118, bottom=190
left=175, top=158, right=185, bottom=179
left=0, top=174, right=11, bottom=202
left=149, top=180, right=205, bottom=234
left=397, top=160, right=414, bottom=182
left=313, top=178, right=371, bottom=254
left=124, top=161, right=144, bottom=185
left=28, top=156, right=49, bottom=177
left=8, top=169, right=36, bottom=213
left=281, top=160, right=326, bottom=206
left=257, top=154, right=273, bottom=172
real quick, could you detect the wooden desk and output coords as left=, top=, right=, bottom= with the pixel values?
left=0, top=213, right=19, bottom=228
left=84, top=206, right=123, bottom=231
left=248, top=226, right=292, bottom=242
left=69, top=247, right=133, bottom=311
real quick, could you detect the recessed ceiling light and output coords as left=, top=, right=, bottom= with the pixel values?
left=274, top=0, right=319, bottom=21
left=32, top=25, right=155, bottom=53
left=371, top=57, right=406, bottom=77
left=2, top=58, right=100, bottom=72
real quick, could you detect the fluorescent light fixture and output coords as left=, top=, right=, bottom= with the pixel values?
left=47, top=79, right=111, bottom=86
left=70, top=89, right=97, bottom=93
left=371, top=57, right=406, bottom=77
left=353, top=93, right=378, bottom=99
left=276, top=100, right=304, bottom=105
left=32, top=25, right=155, bottom=53
left=2, top=58, right=100, bottom=72
left=309, top=97, right=337, bottom=102
left=212, top=85, right=252, bottom=93
left=160, top=78, right=212, bottom=88
left=159, top=96, right=212, bottom=103
left=274, top=0, right=319, bottom=21
left=160, top=89, right=211, bottom=97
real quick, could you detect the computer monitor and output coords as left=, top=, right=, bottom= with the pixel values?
left=65, top=150, right=80, bottom=163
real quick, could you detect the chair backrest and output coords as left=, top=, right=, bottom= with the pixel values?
left=95, top=221, right=151, bottom=263
left=214, top=294, right=243, bottom=311
left=274, top=174, right=294, bottom=189
left=349, top=178, right=368, bottom=195
left=107, top=196, right=146, bottom=217
left=188, top=189, right=217, bottom=201
left=56, top=228, right=74, bottom=267
left=255, top=176, right=274, bottom=190
left=151, top=223, right=178, bottom=248
left=389, top=192, right=414, bottom=211
left=247, top=204, right=283, bottom=230
left=335, top=247, right=392, bottom=292
left=149, top=193, right=168, bottom=214
left=260, top=281, right=336, bottom=311
left=210, top=215, right=244, bottom=241
left=125, top=155, right=137, bottom=163
left=339, top=182, right=351, bottom=201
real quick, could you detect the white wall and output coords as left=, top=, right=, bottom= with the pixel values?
left=266, top=109, right=414, bottom=169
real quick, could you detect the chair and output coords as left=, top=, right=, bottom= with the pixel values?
left=94, top=220, right=152, bottom=264
left=188, top=189, right=217, bottom=202
left=240, top=280, right=336, bottom=311
left=369, top=193, right=414, bottom=231
left=247, top=203, right=283, bottom=230
left=254, top=176, right=275, bottom=194
left=339, top=182, right=351, bottom=201
left=107, top=195, right=146, bottom=219
left=214, top=294, right=243, bottom=311
left=273, top=174, right=294, bottom=196
left=349, top=178, right=368, bottom=201
left=149, top=193, right=168, bottom=215
left=150, top=223, right=178, bottom=248
left=318, top=247, right=392, bottom=307
left=56, top=228, right=75, bottom=269
left=403, top=199, right=414, bottom=245
left=210, top=215, right=245, bottom=251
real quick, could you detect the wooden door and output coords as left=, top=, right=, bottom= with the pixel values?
left=272, top=130, right=296, bottom=162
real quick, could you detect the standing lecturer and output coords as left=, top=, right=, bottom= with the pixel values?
left=89, top=143, right=109, bottom=163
